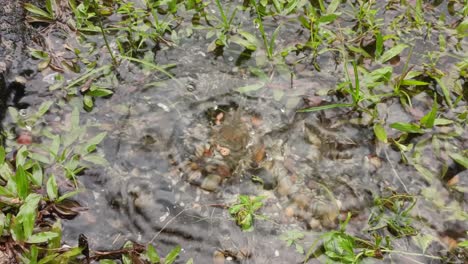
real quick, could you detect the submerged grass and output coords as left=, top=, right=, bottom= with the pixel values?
left=6, top=0, right=467, bottom=262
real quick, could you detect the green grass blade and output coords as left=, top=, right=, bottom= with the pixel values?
left=297, top=103, right=353, bottom=112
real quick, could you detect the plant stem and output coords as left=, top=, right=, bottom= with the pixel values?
left=93, top=0, right=118, bottom=67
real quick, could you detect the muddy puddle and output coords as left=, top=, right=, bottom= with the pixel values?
left=1, top=0, right=467, bottom=263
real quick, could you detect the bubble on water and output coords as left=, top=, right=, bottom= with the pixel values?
left=19, top=109, right=27, bottom=117
left=228, top=56, right=234, bottom=62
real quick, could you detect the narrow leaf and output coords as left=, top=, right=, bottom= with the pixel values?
left=373, top=124, right=388, bottom=143
left=379, top=44, right=408, bottom=63
left=390, top=122, right=424, bottom=133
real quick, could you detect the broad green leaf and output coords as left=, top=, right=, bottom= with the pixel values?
left=449, top=153, right=468, bottom=168
left=379, top=44, right=408, bottom=63
left=8, top=107, right=19, bottom=124
left=231, top=35, right=257, bottom=51
left=45, top=0, right=54, bottom=15
left=237, top=31, right=257, bottom=45
left=147, top=244, right=160, bottom=263
left=47, top=174, right=58, bottom=201
left=37, top=101, right=53, bottom=117
left=85, top=132, right=107, bottom=151
left=29, top=152, right=51, bottom=164
left=31, top=163, right=43, bottom=186
left=16, top=193, right=42, bottom=240
left=400, top=79, right=429, bottom=86
left=327, top=0, right=340, bottom=14
left=71, top=107, right=80, bottom=129
left=0, top=212, right=4, bottom=240
left=434, top=77, right=453, bottom=109
left=57, top=189, right=82, bottom=202
left=459, top=240, right=468, bottom=248
left=83, top=95, right=94, bottom=109
left=375, top=31, right=383, bottom=58
left=87, top=88, right=114, bottom=97
left=346, top=45, right=371, bottom=58
left=49, top=135, right=61, bottom=158
left=236, top=82, right=265, bottom=93
left=420, top=98, right=437, bottom=128
left=39, top=253, right=58, bottom=263
left=297, top=103, right=353, bottom=113
left=165, top=246, right=181, bottom=264
left=390, top=122, right=424, bottom=133
left=414, top=164, right=435, bottom=183
left=24, top=3, right=54, bottom=20
left=318, top=14, right=338, bottom=24
left=229, top=204, right=243, bottom=214
left=15, top=165, right=29, bottom=200
left=58, top=247, right=85, bottom=259
left=83, top=154, right=108, bottom=166
left=16, top=147, right=29, bottom=167
left=0, top=185, right=15, bottom=197
left=99, top=260, right=117, bottom=264
left=63, top=128, right=84, bottom=149
left=434, top=118, right=454, bottom=126
left=27, top=231, right=59, bottom=243
left=373, top=124, right=388, bottom=143
left=29, top=49, right=49, bottom=60
left=412, top=234, right=434, bottom=253
left=29, top=245, right=38, bottom=263
left=0, top=146, right=5, bottom=165
left=456, top=19, right=468, bottom=35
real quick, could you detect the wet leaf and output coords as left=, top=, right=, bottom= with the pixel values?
left=87, top=87, right=114, bottom=97
left=27, top=231, right=59, bottom=243
left=327, top=0, right=341, bottom=14
left=47, top=174, right=58, bottom=201
left=323, top=231, right=356, bottom=263
left=147, top=244, right=160, bottom=263
left=297, top=103, right=353, bottom=113
left=57, top=190, right=82, bottom=203
left=85, top=132, right=107, bottom=152
left=379, top=44, right=408, bottom=63
left=420, top=97, right=437, bottom=128
left=83, top=154, right=108, bottom=166
left=273, top=89, right=284, bottom=101
left=99, top=260, right=117, bottom=264
left=318, top=14, right=338, bottom=24
left=236, top=82, right=265, bottom=93
left=373, top=124, right=387, bottom=143
left=412, top=234, right=434, bottom=253
left=0, top=146, right=5, bottom=165
left=31, top=163, right=43, bottom=186
left=15, top=165, right=29, bottom=200
left=49, top=135, right=61, bottom=158
left=38, top=58, right=51, bottom=71
left=164, top=245, right=181, bottom=264
left=390, top=122, right=423, bottom=133
left=24, top=3, right=54, bottom=20
left=375, top=31, right=383, bottom=58
left=459, top=240, right=468, bottom=248
left=400, top=79, right=429, bottom=86
left=414, top=164, right=435, bottom=183
left=449, top=153, right=468, bottom=168
left=83, top=95, right=94, bottom=109
left=434, top=118, right=454, bottom=126
left=16, top=193, right=41, bottom=240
